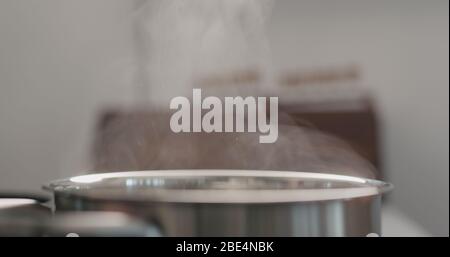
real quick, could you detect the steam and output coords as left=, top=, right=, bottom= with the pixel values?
left=93, top=111, right=376, bottom=179
left=134, top=0, right=275, bottom=105
left=91, top=0, right=376, bottom=180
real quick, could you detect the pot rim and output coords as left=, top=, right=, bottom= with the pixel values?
left=44, top=170, right=393, bottom=203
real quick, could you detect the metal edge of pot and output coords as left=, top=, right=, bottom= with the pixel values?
left=42, top=170, right=393, bottom=204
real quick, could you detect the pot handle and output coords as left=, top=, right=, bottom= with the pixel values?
left=0, top=192, right=50, bottom=203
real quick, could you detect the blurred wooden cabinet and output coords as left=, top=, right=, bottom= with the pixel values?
left=279, top=99, right=381, bottom=178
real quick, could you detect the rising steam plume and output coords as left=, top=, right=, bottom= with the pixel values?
left=91, top=0, right=376, bottom=179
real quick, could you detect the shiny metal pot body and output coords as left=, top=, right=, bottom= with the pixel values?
left=47, top=170, right=391, bottom=237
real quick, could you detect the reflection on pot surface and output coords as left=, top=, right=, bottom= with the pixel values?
left=46, top=170, right=392, bottom=237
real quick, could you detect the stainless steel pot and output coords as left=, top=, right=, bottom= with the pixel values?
left=45, top=170, right=392, bottom=237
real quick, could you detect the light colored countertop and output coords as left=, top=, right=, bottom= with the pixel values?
left=382, top=205, right=431, bottom=237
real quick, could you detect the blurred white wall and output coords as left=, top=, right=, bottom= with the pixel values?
left=0, top=0, right=448, bottom=235
left=268, top=0, right=449, bottom=237
left=0, top=0, right=136, bottom=189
